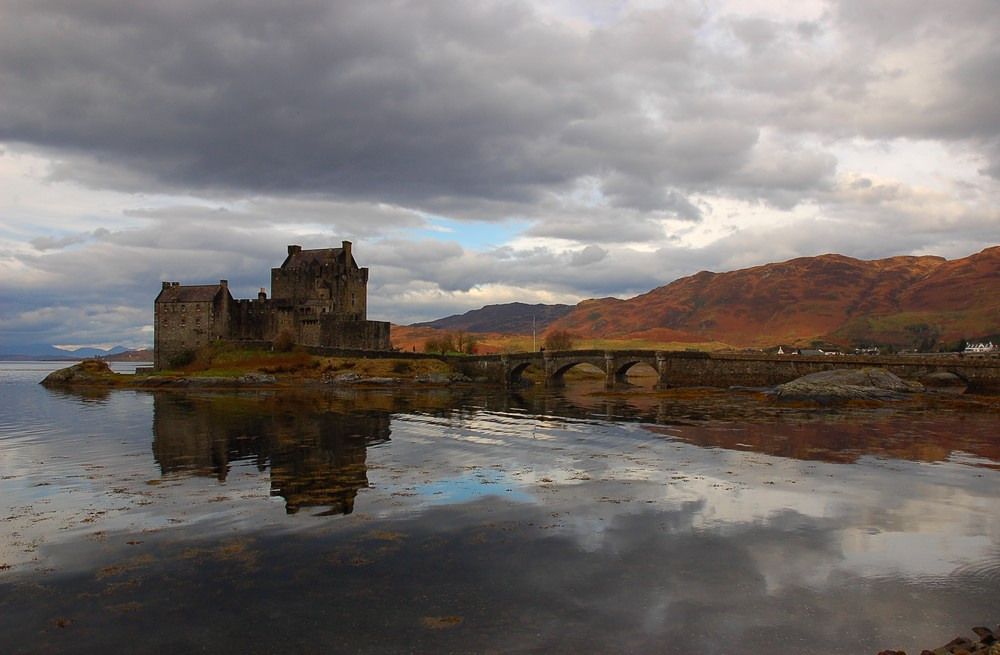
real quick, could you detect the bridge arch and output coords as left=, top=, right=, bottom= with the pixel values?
left=613, top=360, right=659, bottom=386
left=945, top=369, right=970, bottom=383
left=549, top=359, right=606, bottom=386
left=507, top=361, right=541, bottom=387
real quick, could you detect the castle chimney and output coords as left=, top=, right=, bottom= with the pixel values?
left=342, top=240, right=352, bottom=261
left=220, top=279, right=228, bottom=288
left=258, top=288, right=267, bottom=301
left=162, top=281, right=171, bottom=290
left=288, top=245, right=301, bottom=256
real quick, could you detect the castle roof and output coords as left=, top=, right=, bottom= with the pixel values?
left=156, top=283, right=228, bottom=303
left=284, top=247, right=344, bottom=268
left=281, top=243, right=361, bottom=271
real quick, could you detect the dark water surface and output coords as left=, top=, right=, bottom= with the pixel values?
left=1, top=362, right=998, bottom=654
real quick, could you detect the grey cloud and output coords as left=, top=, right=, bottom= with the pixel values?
left=527, top=214, right=668, bottom=243
left=0, top=0, right=602, bottom=208
left=30, top=231, right=91, bottom=251
left=730, top=18, right=781, bottom=54
left=599, top=173, right=704, bottom=218
left=570, top=245, right=607, bottom=267
left=0, top=0, right=800, bottom=218
left=4, top=0, right=993, bottom=220
left=833, top=0, right=1000, bottom=42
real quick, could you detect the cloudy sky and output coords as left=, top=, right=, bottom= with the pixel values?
left=1, top=0, right=998, bottom=350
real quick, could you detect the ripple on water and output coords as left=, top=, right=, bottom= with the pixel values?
left=951, top=553, right=1000, bottom=587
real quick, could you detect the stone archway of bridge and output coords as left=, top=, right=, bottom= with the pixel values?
left=614, top=360, right=659, bottom=387
left=944, top=368, right=970, bottom=383
left=508, top=361, right=542, bottom=386
left=549, top=359, right=607, bottom=387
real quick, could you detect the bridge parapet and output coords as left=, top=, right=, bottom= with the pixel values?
left=462, top=349, right=1000, bottom=392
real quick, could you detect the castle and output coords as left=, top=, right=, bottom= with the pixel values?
left=154, top=241, right=390, bottom=369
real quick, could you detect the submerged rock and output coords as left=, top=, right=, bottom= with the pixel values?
left=772, top=367, right=922, bottom=401
left=322, top=371, right=400, bottom=385
left=323, top=372, right=362, bottom=384
left=237, top=373, right=277, bottom=385
left=414, top=373, right=451, bottom=384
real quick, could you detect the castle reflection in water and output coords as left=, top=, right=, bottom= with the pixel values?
left=150, top=386, right=1000, bottom=516
left=152, top=394, right=390, bottom=515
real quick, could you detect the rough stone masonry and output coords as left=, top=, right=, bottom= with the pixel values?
left=154, top=242, right=390, bottom=369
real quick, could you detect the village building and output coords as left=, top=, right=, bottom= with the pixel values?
left=154, top=242, right=390, bottom=369
left=965, top=341, right=996, bottom=354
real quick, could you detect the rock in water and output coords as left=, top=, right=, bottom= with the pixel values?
left=919, top=371, right=967, bottom=393
left=772, top=367, right=922, bottom=401
left=40, top=359, right=116, bottom=387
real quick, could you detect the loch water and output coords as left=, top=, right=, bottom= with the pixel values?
left=1, top=362, right=998, bottom=654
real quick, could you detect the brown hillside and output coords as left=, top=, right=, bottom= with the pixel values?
left=546, top=246, right=1000, bottom=349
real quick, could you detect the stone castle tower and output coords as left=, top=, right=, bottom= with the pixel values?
left=154, top=242, right=390, bottom=369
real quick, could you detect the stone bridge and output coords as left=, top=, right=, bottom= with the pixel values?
left=454, top=350, right=1000, bottom=393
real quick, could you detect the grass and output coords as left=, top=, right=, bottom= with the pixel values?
left=319, top=357, right=452, bottom=378
left=157, top=343, right=455, bottom=380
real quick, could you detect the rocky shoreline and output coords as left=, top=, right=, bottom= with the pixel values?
left=41, top=360, right=979, bottom=401
left=879, top=624, right=1000, bottom=655
left=39, top=358, right=477, bottom=390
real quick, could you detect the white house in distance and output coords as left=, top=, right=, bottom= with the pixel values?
left=965, top=341, right=996, bottom=353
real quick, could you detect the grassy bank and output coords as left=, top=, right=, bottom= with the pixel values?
left=160, top=343, right=456, bottom=381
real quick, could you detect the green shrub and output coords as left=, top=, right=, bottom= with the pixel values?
left=168, top=349, right=196, bottom=369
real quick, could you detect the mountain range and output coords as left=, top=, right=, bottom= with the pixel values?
left=416, top=246, right=1000, bottom=350
left=414, top=302, right=574, bottom=334
left=0, top=344, right=142, bottom=361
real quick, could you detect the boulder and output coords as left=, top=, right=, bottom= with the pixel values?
left=772, top=367, right=922, bottom=401
left=919, top=371, right=967, bottom=393
left=415, top=373, right=451, bottom=384
left=323, top=372, right=362, bottom=385
left=40, top=359, right=116, bottom=386
left=238, top=373, right=277, bottom=385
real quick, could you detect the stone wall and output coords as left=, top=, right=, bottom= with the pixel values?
left=154, top=294, right=230, bottom=369
left=470, top=350, right=1000, bottom=392
left=318, top=318, right=391, bottom=350
left=270, top=262, right=368, bottom=321
left=228, top=299, right=271, bottom=341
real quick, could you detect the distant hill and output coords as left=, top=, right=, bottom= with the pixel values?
left=544, top=246, right=1000, bottom=350
left=0, top=344, right=151, bottom=361
left=104, top=348, right=153, bottom=362
left=413, top=302, right=573, bottom=334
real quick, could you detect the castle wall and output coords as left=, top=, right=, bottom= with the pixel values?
left=270, top=262, right=368, bottom=321
left=319, top=318, right=391, bottom=350
left=298, top=315, right=322, bottom=346
left=229, top=299, right=271, bottom=340
left=154, top=292, right=230, bottom=369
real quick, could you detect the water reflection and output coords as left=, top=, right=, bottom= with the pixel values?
left=152, top=394, right=390, bottom=514
left=2, top=370, right=999, bottom=655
